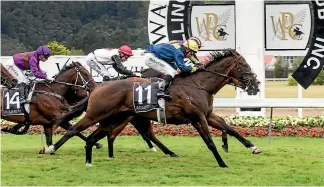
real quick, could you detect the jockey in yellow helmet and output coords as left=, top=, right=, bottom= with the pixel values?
left=168, top=36, right=202, bottom=64
left=144, top=38, right=200, bottom=99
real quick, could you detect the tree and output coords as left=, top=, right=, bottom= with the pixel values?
left=274, top=58, right=284, bottom=78
left=46, top=41, right=70, bottom=55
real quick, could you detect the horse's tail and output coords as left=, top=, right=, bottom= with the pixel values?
left=57, top=96, right=89, bottom=126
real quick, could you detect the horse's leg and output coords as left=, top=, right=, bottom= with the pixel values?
left=221, top=131, right=229, bottom=153
left=1, top=123, right=29, bottom=135
left=85, top=125, right=108, bottom=167
left=131, top=117, right=179, bottom=157
left=192, top=116, right=228, bottom=168
left=40, top=125, right=57, bottom=155
left=107, top=119, right=129, bottom=158
left=16, top=124, right=31, bottom=135
left=214, top=116, right=229, bottom=152
left=131, top=119, right=156, bottom=152
left=59, top=122, right=103, bottom=149
left=51, top=115, right=100, bottom=153
left=207, top=112, right=261, bottom=154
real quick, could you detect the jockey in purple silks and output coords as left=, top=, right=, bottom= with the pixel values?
left=10, top=45, right=53, bottom=103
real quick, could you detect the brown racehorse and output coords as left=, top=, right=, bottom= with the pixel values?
left=49, top=49, right=262, bottom=168
left=106, top=69, right=231, bottom=158
left=56, top=69, right=229, bottom=159
left=1, top=63, right=18, bottom=89
left=0, top=61, right=103, bottom=153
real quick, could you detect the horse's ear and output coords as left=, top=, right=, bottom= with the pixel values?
left=75, top=61, right=81, bottom=67
left=71, top=61, right=76, bottom=66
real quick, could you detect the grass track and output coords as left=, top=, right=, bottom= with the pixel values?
left=1, top=135, right=324, bottom=186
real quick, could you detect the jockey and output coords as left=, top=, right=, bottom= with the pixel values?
left=168, top=36, right=202, bottom=64
left=86, top=45, right=141, bottom=81
left=11, top=45, right=53, bottom=104
left=144, top=39, right=200, bottom=99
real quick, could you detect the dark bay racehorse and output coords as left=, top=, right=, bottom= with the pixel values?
left=0, top=62, right=103, bottom=153
left=49, top=50, right=262, bottom=168
left=56, top=68, right=231, bottom=159
left=106, top=68, right=232, bottom=158
left=1, top=64, right=18, bottom=89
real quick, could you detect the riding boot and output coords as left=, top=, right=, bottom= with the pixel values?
left=19, top=82, right=27, bottom=104
left=157, top=74, right=173, bottom=99
left=103, top=76, right=110, bottom=82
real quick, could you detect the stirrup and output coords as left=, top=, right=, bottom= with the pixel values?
left=20, top=97, right=28, bottom=104
left=157, top=91, right=171, bottom=99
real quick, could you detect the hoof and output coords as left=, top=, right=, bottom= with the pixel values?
left=222, top=145, right=228, bottom=153
left=1, top=128, right=10, bottom=133
left=39, top=147, right=45, bottom=154
left=170, top=153, right=179, bottom=158
left=252, top=148, right=262, bottom=154
left=45, top=145, right=55, bottom=154
left=251, top=146, right=262, bottom=154
left=220, top=164, right=228, bottom=168
left=108, top=156, right=115, bottom=159
left=150, top=147, right=157, bottom=152
left=95, top=143, right=103, bottom=149
left=85, top=163, right=92, bottom=167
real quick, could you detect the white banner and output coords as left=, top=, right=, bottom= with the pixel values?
left=190, top=5, right=236, bottom=51
left=265, top=4, right=312, bottom=50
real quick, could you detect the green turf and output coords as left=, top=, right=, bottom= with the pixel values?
left=1, top=135, right=323, bottom=186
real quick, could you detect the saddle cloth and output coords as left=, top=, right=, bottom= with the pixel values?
left=2, top=84, right=33, bottom=116
left=133, top=78, right=167, bottom=123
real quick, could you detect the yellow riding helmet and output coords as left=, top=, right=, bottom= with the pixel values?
left=183, top=39, right=199, bottom=53
left=189, top=36, right=202, bottom=49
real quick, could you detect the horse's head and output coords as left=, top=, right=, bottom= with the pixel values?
left=55, top=61, right=96, bottom=95
left=1, top=64, right=18, bottom=89
left=203, top=50, right=260, bottom=95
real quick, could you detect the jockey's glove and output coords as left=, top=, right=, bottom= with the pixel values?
left=191, top=66, right=198, bottom=73
left=47, top=77, right=55, bottom=81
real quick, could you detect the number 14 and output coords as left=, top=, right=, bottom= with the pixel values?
left=4, top=92, right=20, bottom=109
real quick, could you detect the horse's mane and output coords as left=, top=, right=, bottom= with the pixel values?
left=56, top=61, right=83, bottom=77
left=204, top=49, right=239, bottom=68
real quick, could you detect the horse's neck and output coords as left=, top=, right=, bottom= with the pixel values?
left=36, top=82, right=70, bottom=96
left=174, top=60, right=231, bottom=95
left=1, top=65, right=15, bottom=79
left=36, top=70, right=73, bottom=96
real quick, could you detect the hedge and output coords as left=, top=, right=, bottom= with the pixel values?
left=1, top=115, right=324, bottom=138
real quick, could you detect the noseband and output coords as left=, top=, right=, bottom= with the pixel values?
left=199, top=51, right=256, bottom=91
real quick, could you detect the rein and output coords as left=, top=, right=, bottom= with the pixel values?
left=32, top=63, right=92, bottom=101
left=175, top=52, right=244, bottom=94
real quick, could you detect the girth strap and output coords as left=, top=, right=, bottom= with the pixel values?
left=34, top=90, right=65, bottom=101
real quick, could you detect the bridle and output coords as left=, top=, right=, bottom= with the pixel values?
left=49, top=63, right=93, bottom=92
left=35, top=62, right=94, bottom=102
left=189, top=51, right=257, bottom=94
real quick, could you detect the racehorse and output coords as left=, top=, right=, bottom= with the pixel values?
left=106, top=68, right=232, bottom=158
left=55, top=68, right=231, bottom=159
left=1, top=63, right=18, bottom=89
left=0, top=61, right=103, bottom=153
left=48, top=49, right=262, bottom=168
